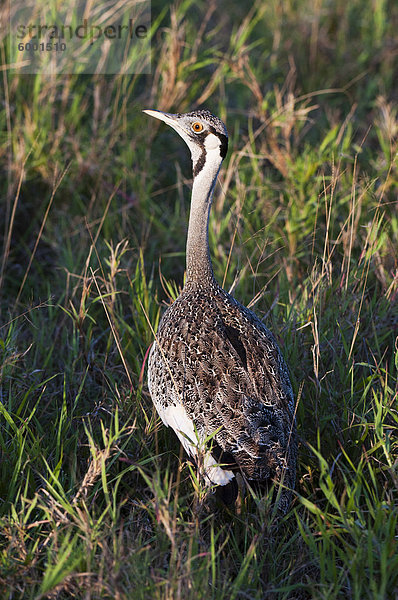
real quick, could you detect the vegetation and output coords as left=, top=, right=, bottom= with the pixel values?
left=1, top=0, right=397, bottom=597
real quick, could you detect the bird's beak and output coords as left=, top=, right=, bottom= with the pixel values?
left=143, top=109, right=183, bottom=133
left=143, top=109, right=175, bottom=122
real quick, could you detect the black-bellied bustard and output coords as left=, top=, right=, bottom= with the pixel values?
left=144, top=108, right=296, bottom=510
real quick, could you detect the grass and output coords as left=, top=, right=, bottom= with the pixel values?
left=1, top=0, right=397, bottom=597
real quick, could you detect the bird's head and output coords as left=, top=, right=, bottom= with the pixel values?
left=143, top=109, right=228, bottom=177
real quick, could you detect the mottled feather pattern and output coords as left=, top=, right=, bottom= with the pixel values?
left=148, top=280, right=296, bottom=511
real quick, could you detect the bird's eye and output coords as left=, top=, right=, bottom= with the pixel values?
left=191, top=122, right=203, bottom=133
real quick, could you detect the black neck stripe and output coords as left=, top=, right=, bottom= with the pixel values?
left=208, top=126, right=228, bottom=159
left=218, top=133, right=228, bottom=159
left=193, top=147, right=206, bottom=177
left=192, top=129, right=228, bottom=177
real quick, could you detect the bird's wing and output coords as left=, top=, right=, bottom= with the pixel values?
left=149, top=289, right=296, bottom=487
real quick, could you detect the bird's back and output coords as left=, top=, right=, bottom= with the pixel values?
left=148, top=281, right=296, bottom=510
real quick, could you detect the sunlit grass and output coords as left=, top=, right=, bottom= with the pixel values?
left=0, top=0, right=397, bottom=598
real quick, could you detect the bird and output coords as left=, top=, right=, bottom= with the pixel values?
left=144, top=108, right=296, bottom=511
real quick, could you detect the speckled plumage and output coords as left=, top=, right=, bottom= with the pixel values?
left=145, top=108, right=297, bottom=510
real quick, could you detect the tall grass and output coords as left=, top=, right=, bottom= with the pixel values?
left=1, top=0, right=397, bottom=598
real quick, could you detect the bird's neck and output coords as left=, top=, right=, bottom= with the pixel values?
left=185, top=151, right=222, bottom=286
